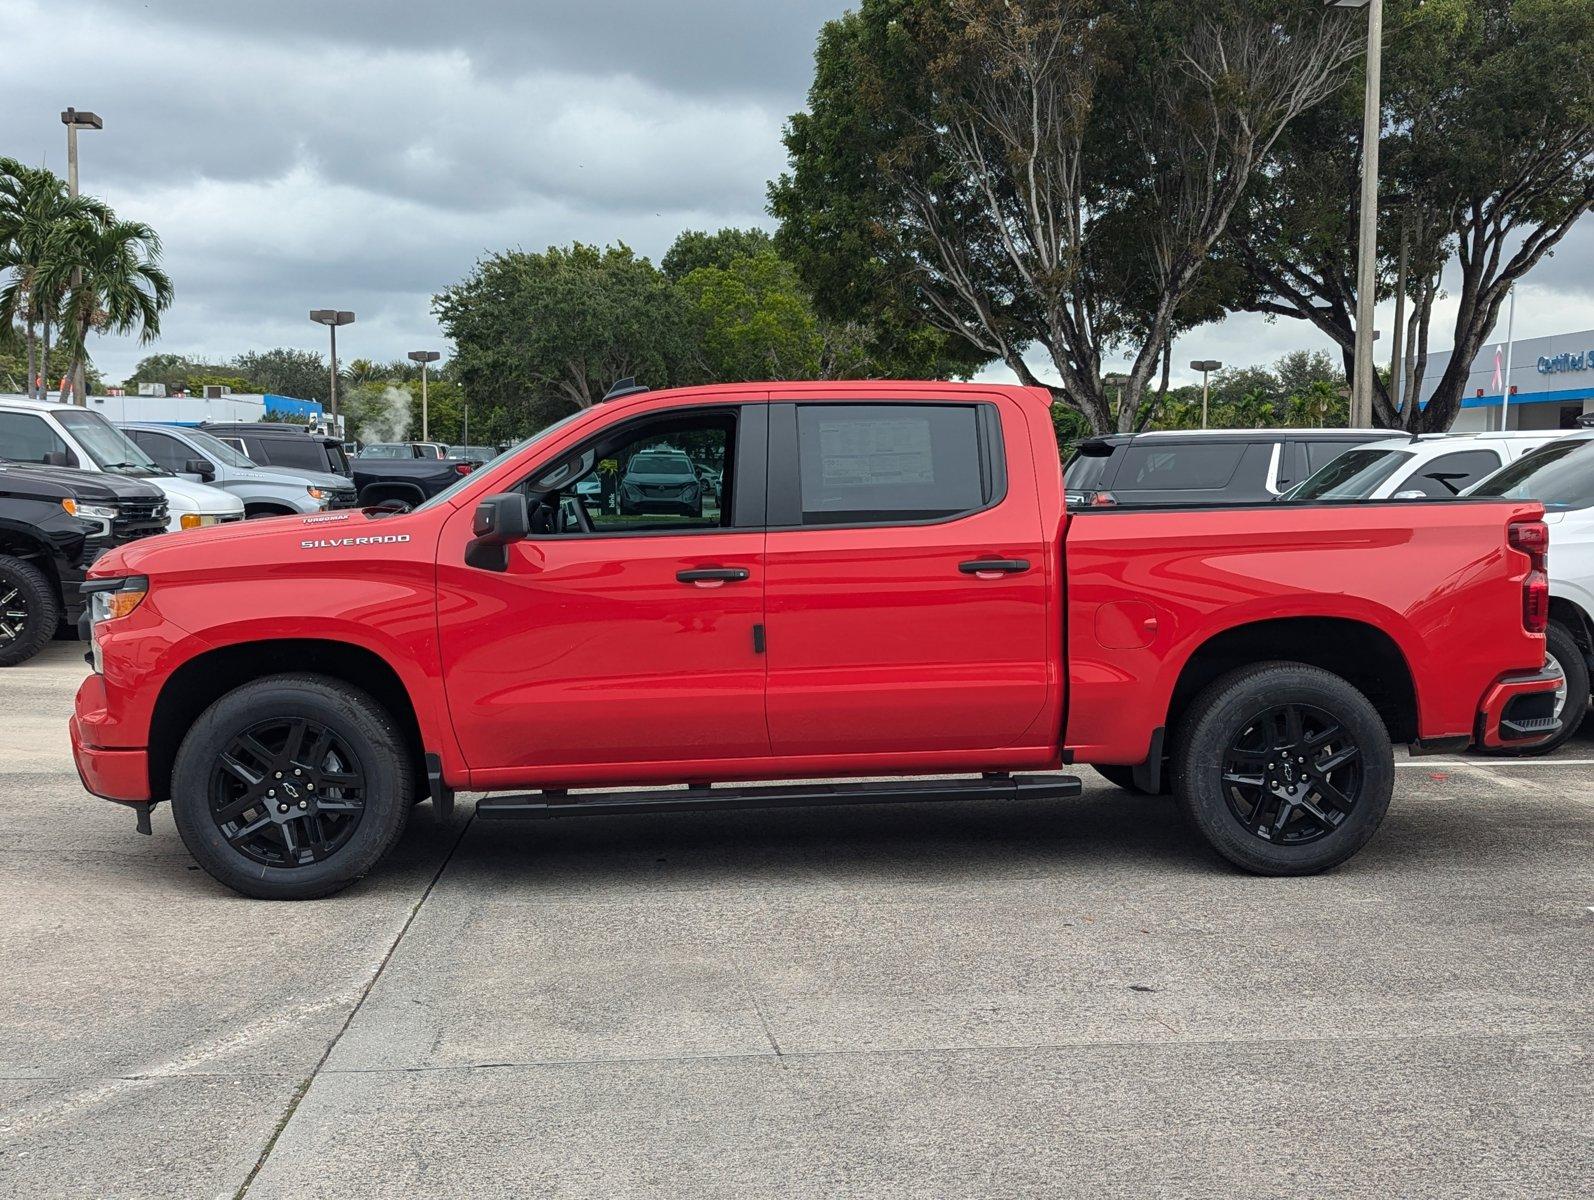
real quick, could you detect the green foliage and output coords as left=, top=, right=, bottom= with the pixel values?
left=234, top=347, right=330, bottom=401
left=1149, top=351, right=1347, bottom=430
left=678, top=251, right=824, bottom=381
left=434, top=242, right=695, bottom=431
left=662, top=228, right=775, bottom=281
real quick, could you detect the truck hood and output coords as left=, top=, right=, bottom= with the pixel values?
left=88, top=506, right=418, bottom=579
left=0, top=461, right=166, bottom=504
left=148, top=475, right=247, bottom=514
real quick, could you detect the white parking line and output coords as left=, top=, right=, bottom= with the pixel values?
left=1397, top=758, right=1594, bottom=767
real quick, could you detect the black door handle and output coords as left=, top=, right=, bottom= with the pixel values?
left=959, top=558, right=1030, bottom=575
left=677, top=567, right=750, bottom=583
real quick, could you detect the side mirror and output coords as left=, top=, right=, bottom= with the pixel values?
left=44, top=449, right=78, bottom=468
left=465, top=493, right=529, bottom=572
left=185, top=458, right=215, bottom=481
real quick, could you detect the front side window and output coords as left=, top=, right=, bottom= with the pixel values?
left=261, top=438, right=328, bottom=471
left=127, top=429, right=193, bottom=473
left=1393, top=450, right=1502, bottom=498
left=0, top=412, right=69, bottom=464
left=1470, top=438, right=1594, bottom=510
left=516, top=409, right=737, bottom=536
left=1288, top=448, right=1413, bottom=501
left=794, top=404, right=987, bottom=524
left=185, top=428, right=257, bottom=468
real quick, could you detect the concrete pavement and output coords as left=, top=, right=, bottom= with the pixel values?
left=2, top=641, right=1589, bottom=1198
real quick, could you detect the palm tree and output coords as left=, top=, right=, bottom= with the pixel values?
left=0, top=158, right=111, bottom=398
left=41, top=213, right=173, bottom=401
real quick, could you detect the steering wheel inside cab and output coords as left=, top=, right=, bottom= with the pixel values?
left=527, top=448, right=595, bottom=535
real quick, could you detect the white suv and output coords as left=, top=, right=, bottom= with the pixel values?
left=1285, top=431, right=1569, bottom=503
left=0, top=396, right=244, bottom=532
left=1469, top=435, right=1594, bottom=752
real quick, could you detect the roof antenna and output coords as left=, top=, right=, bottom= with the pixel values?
left=601, top=377, right=649, bottom=403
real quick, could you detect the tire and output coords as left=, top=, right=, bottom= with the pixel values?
left=1489, top=619, right=1588, bottom=757
left=1171, top=662, right=1394, bottom=876
left=1093, top=764, right=1148, bottom=793
left=171, top=674, right=413, bottom=900
left=0, top=555, right=60, bottom=668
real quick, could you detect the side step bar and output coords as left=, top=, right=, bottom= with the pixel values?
left=474, top=774, right=1082, bottom=821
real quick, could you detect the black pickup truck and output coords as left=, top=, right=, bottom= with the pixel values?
left=350, top=449, right=472, bottom=507
left=0, top=462, right=168, bottom=666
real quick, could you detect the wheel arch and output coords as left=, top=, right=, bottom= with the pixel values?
left=242, top=500, right=299, bottom=519
left=1165, top=616, right=1419, bottom=747
left=1548, top=595, right=1594, bottom=662
left=147, top=638, right=427, bottom=802
left=357, top=481, right=427, bottom=508
left=0, top=524, right=64, bottom=605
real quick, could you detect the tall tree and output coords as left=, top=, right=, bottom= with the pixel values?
left=43, top=213, right=172, bottom=401
left=434, top=243, right=694, bottom=430
left=235, top=347, right=330, bottom=401
left=1231, top=0, right=1593, bottom=431
left=662, top=227, right=776, bottom=281
left=772, top=0, right=1361, bottom=434
left=678, top=250, right=825, bottom=381
left=0, top=159, right=111, bottom=397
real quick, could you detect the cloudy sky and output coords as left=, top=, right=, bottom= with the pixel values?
left=2, top=0, right=1590, bottom=391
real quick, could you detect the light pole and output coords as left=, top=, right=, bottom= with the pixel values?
left=1190, top=360, right=1222, bottom=428
left=61, top=108, right=102, bottom=406
left=407, top=350, right=441, bottom=442
left=1331, top=0, right=1384, bottom=428
left=309, top=310, right=355, bottom=431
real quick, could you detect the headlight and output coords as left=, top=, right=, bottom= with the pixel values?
left=62, top=499, right=119, bottom=537
left=306, top=486, right=326, bottom=500
left=83, top=577, right=148, bottom=673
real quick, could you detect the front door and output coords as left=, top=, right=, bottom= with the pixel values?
left=437, top=403, right=770, bottom=774
left=761, top=399, right=1053, bottom=757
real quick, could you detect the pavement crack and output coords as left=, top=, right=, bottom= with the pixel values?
left=232, top=809, right=476, bottom=1199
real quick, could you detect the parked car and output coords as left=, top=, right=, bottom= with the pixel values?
left=1282, top=432, right=1567, bottom=503
left=358, top=442, right=430, bottom=459
left=0, top=460, right=166, bottom=666
left=618, top=447, right=703, bottom=517
left=351, top=453, right=473, bottom=508
left=1064, top=429, right=1387, bottom=507
left=201, top=422, right=353, bottom=479
left=1467, top=435, right=1594, bottom=752
left=0, top=396, right=244, bottom=532
left=449, top=445, right=501, bottom=467
left=120, top=424, right=358, bottom=518
left=72, top=381, right=1556, bottom=899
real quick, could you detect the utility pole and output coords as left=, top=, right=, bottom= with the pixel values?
left=1190, top=360, right=1222, bottom=429
left=309, top=310, right=355, bottom=432
left=60, top=108, right=102, bottom=406
left=1332, top=0, right=1384, bottom=427
left=408, top=350, right=441, bottom=442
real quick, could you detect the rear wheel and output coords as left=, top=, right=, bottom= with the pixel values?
left=0, top=555, right=59, bottom=668
left=171, top=675, right=413, bottom=899
left=1171, top=663, right=1393, bottom=876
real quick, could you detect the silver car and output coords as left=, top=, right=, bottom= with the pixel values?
left=120, top=423, right=358, bottom=517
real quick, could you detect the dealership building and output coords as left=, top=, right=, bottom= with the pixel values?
left=1424, top=327, right=1594, bottom=432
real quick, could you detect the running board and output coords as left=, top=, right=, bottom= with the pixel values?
left=474, top=774, right=1083, bottom=821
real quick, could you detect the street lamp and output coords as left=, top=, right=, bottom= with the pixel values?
left=407, top=350, right=441, bottom=442
left=1329, top=0, right=1384, bottom=428
left=60, top=108, right=102, bottom=405
left=1190, top=360, right=1222, bottom=429
left=309, top=310, right=355, bottom=429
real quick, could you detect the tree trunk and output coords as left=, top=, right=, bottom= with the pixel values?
left=24, top=322, right=37, bottom=399
left=39, top=319, right=52, bottom=399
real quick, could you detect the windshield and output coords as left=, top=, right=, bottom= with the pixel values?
left=627, top=452, right=694, bottom=478
left=412, top=408, right=591, bottom=514
left=57, top=409, right=164, bottom=476
left=1469, top=438, right=1594, bottom=510
left=183, top=427, right=257, bottom=469
left=1287, top=447, right=1412, bottom=501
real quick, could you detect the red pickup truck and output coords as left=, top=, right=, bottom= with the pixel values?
left=70, top=382, right=1559, bottom=899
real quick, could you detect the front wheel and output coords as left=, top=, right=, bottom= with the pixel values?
left=171, top=675, right=413, bottom=899
left=0, top=555, right=59, bottom=668
left=1171, top=663, right=1394, bottom=876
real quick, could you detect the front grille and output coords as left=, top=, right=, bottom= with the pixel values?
left=111, top=500, right=169, bottom=541
left=326, top=491, right=359, bottom=510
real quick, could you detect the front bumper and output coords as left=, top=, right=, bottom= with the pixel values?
left=1476, top=666, right=1563, bottom=750
left=70, top=714, right=151, bottom=803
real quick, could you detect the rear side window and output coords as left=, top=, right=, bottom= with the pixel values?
left=1117, top=442, right=1245, bottom=491
left=258, top=438, right=325, bottom=471
left=1064, top=447, right=1114, bottom=490
left=794, top=404, right=989, bottom=524
left=1470, top=439, right=1594, bottom=510
left=1305, top=441, right=1357, bottom=473
left=1394, top=450, right=1502, bottom=498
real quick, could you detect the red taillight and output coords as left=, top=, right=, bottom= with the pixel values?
left=1509, top=520, right=1550, bottom=633
left=455, top=463, right=473, bottom=476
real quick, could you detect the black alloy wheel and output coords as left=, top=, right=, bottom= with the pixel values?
left=1219, top=703, right=1362, bottom=846
left=0, top=554, right=59, bottom=668
left=209, top=717, right=367, bottom=868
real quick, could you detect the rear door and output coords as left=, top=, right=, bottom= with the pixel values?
left=762, top=397, right=1051, bottom=756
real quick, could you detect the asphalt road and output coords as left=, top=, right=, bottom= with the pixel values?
left=2, top=641, right=1590, bottom=1199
